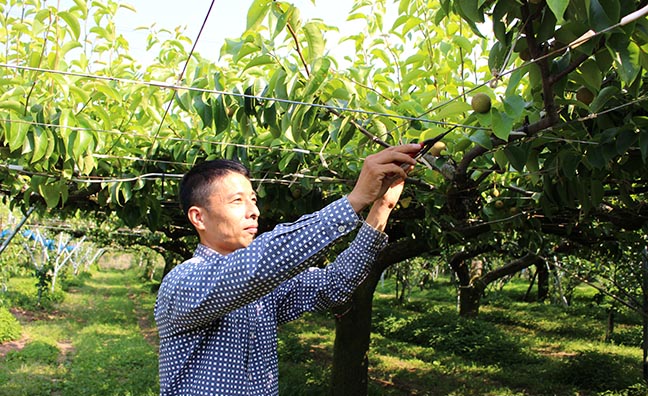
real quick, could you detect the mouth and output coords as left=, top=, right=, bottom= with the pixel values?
left=245, top=225, right=258, bottom=235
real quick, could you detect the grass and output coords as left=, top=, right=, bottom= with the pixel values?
left=0, top=262, right=159, bottom=396
left=279, top=278, right=647, bottom=396
left=1, top=264, right=647, bottom=396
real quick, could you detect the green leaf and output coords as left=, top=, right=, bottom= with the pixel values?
left=546, top=0, right=568, bottom=23
left=493, top=150, right=508, bottom=170
left=193, top=94, right=213, bottom=128
left=68, top=128, right=94, bottom=161
left=435, top=101, right=472, bottom=119
left=72, top=0, right=88, bottom=18
left=640, top=128, right=648, bottom=162
left=559, top=150, right=582, bottom=179
left=30, top=126, right=49, bottom=163
left=278, top=152, right=296, bottom=171
left=281, top=110, right=297, bottom=143
left=38, top=182, right=61, bottom=209
left=402, top=16, right=424, bottom=35
left=616, top=129, right=636, bottom=155
left=616, top=42, right=641, bottom=85
left=339, top=122, right=356, bottom=149
left=244, top=54, right=275, bottom=70
left=121, top=181, right=133, bottom=203
left=272, top=4, right=294, bottom=39
left=456, top=0, right=484, bottom=24
left=491, top=109, right=513, bottom=141
left=492, top=19, right=507, bottom=44
left=303, top=22, right=325, bottom=63
left=58, top=11, right=81, bottom=40
left=504, top=145, right=528, bottom=172
left=488, top=41, right=509, bottom=72
left=536, top=8, right=557, bottom=42
left=502, top=95, right=526, bottom=120
left=578, top=59, right=602, bottom=90
left=7, top=118, right=29, bottom=152
left=590, top=86, right=620, bottom=113
left=588, top=0, right=619, bottom=32
left=213, top=96, right=230, bottom=134
left=584, top=147, right=605, bottom=170
left=263, top=103, right=280, bottom=138
left=451, top=35, right=473, bottom=53
left=85, top=81, right=121, bottom=101
left=302, top=57, right=331, bottom=101
left=469, top=129, right=492, bottom=149
left=0, top=100, right=25, bottom=114
left=69, top=85, right=90, bottom=104
left=590, top=179, right=604, bottom=206
left=246, top=0, right=272, bottom=31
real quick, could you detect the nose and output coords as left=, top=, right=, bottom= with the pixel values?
left=248, top=199, right=260, bottom=219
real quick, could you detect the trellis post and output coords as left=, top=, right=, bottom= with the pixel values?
left=0, top=206, right=35, bottom=256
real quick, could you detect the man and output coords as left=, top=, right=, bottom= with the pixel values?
left=154, top=144, right=420, bottom=395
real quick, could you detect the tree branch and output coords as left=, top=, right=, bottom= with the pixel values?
left=480, top=253, right=542, bottom=287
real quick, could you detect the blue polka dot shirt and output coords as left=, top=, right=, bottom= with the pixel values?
left=154, top=197, right=388, bottom=396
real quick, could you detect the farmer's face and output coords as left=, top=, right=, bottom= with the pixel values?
left=190, top=171, right=259, bottom=255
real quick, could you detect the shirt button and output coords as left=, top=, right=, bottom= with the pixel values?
left=250, top=332, right=255, bottom=339
left=337, top=225, right=346, bottom=233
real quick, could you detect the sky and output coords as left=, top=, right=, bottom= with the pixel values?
left=110, top=0, right=361, bottom=64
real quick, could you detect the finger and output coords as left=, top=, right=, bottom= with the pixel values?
left=380, top=163, right=410, bottom=182
left=374, top=148, right=419, bottom=168
left=392, top=143, right=423, bottom=155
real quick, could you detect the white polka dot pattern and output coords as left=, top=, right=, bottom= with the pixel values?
left=154, top=197, right=388, bottom=396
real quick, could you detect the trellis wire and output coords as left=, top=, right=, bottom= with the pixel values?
left=0, top=62, right=488, bottom=131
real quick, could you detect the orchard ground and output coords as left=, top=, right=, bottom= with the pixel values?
left=0, top=254, right=646, bottom=396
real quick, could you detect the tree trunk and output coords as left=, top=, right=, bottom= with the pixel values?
left=455, top=253, right=543, bottom=317
left=458, top=285, right=482, bottom=317
left=330, top=272, right=379, bottom=396
left=605, top=308, right=615, bottom=343
left=537, top=260, right=549, bottom=302
left=330, top=237, right=430, bottom=395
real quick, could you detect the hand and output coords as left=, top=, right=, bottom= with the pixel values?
left=347, top=144, right=420, bottom=213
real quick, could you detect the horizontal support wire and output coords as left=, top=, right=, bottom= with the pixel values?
left=0, top=62, right=486, bottom=131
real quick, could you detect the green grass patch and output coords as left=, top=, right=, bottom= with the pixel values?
left=0, top=306, right=21, bottom=342
left=0, top=265, right=159, bottom=396
left=1, top=267, right=646, bottom=395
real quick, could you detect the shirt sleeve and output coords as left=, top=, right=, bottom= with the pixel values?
left=155, top=197, right=361, bottom=331
left=273, top=221, right=388, bottom=325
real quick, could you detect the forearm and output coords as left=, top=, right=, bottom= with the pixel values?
left=365, top=199, right=396, bottom=232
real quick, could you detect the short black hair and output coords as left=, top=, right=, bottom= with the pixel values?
left=179, top=159, right=250, bottom=217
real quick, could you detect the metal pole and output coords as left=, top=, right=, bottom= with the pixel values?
left=0, top=206, right=35, bottom=256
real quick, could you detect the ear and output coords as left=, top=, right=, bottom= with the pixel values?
left=187, top=206, right=207, bottom=231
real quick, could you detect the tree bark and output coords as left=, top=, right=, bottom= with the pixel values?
left=537, top=259, right=549, bottom=302
left=330, top=271, right=379, bottom=396
left=458, top=284, right=482, bottom=317
left=330, top=237, right=430, bottom=395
